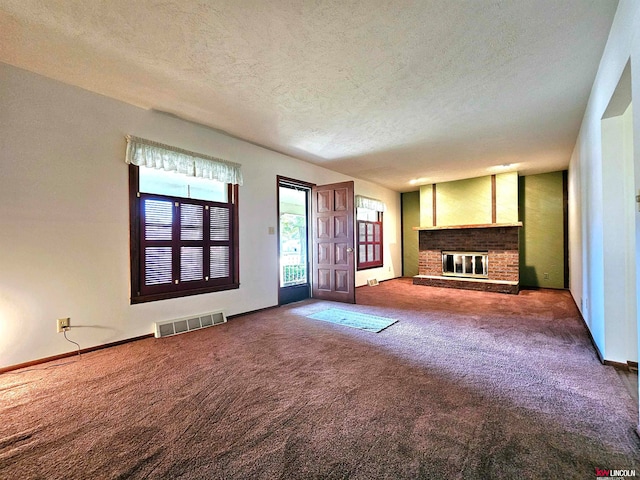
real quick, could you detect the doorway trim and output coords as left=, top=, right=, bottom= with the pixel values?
left=277, top=176, right=314, bottom=306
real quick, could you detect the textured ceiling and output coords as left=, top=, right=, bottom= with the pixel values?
left=0, top=1, right=618, bottom=191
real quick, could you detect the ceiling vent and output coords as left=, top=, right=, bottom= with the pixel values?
left=154, top=310, right=226, bottom=338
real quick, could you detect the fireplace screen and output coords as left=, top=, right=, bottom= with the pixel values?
left=442, top=251, right=488, bottom=278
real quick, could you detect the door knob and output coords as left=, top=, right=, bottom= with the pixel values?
left=347, top=247, right=354, bottom=253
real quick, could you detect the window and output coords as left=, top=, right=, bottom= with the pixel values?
left=129, top=165, right=239, bottom=303
left=356, top=207, right=383, bottom=270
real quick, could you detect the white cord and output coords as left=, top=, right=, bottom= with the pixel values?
left=63, top=329, right=81, bottom=356
left=4, top=329, right=81, bottom=376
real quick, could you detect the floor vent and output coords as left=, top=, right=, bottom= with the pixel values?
left=154, top=310, right=226, bottom=338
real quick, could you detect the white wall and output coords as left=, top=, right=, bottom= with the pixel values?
left=624, top=103, right=637, bottom=362
left=568, top=0, right=640, bottom=363
left=601, top=105, right=637, bottom=363
left=0, top=62, right=401, bottom=369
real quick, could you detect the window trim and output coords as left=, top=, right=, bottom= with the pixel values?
left=129, top=164, right=239, bottom=304
left=356, top=213, right=383, bottom=271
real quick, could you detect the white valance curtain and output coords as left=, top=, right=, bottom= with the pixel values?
left=125, top=135, right=243, bottom=185
left=355, top=195, right=386, bottom=212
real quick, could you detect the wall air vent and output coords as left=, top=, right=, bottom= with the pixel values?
left=154, top=310, right=226, bottom=338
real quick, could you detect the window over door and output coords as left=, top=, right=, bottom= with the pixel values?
left=130, top=165, right=239, bottom=303
left=356, top=207, right=383, bottom=270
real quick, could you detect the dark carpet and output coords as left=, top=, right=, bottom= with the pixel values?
left=1, top=279, right=638, bottom=479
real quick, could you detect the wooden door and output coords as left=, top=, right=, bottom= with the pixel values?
left=311, top=181, right=355, bottom=303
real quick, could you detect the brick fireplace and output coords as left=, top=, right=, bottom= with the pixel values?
left=413, top=223, right=521, bottom=294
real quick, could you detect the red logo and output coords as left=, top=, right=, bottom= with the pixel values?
left=595, top=468, right=610, bottom=477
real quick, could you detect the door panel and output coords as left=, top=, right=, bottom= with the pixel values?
left=317, top=217, right=330, bottom=238
left=335, top=243, right=348, bottom=264
left=317, top=190, right=332, bottom=212
left=335, top=270, right=349, bottom=292
left=335, top=187, right=348, bottom=211
left=335, top=216, right=348, bottom=237
left=318, top=269, right=331, bottom=290
left=312, top=181, right=355, bottom=303
left=318, top=243, right=331, bottom=264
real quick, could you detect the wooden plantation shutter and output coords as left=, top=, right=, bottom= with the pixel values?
left=354, top=195, right=385, bottom=270
left=142, top=198, right=173, bottom=289
left=209, top=204, right=232, bottom=280
left=139, top=194, right=233, bottom=297
left=209, top=206, right=231, bottom=279
left=179, top=203, right=204, bottom=283
left=357, top=219, right=383, bottom=269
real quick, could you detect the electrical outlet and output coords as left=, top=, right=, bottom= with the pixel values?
left=543, top=273, right=549, bottom=279
left=57, top=317, right=70, bottom=333
left=584, top=298, right=589, bottom=314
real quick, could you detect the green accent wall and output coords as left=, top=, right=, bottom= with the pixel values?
left=416, top=172, right=518, bottom=227
left=437, top=176, right=492, bottom=225
left=402, top=191, right=420, bottom=277
left=519, top=172, right=565, bottom=288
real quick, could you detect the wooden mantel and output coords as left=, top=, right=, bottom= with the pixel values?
left=413, top=222, right=523, bottom=231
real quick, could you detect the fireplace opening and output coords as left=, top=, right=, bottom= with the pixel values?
left=442, top=251, right=488, bottom=278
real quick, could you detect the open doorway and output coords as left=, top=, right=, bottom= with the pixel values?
left=278, top=177, right=312, bottom=305
left=600, top=61, right=636, bottom=366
